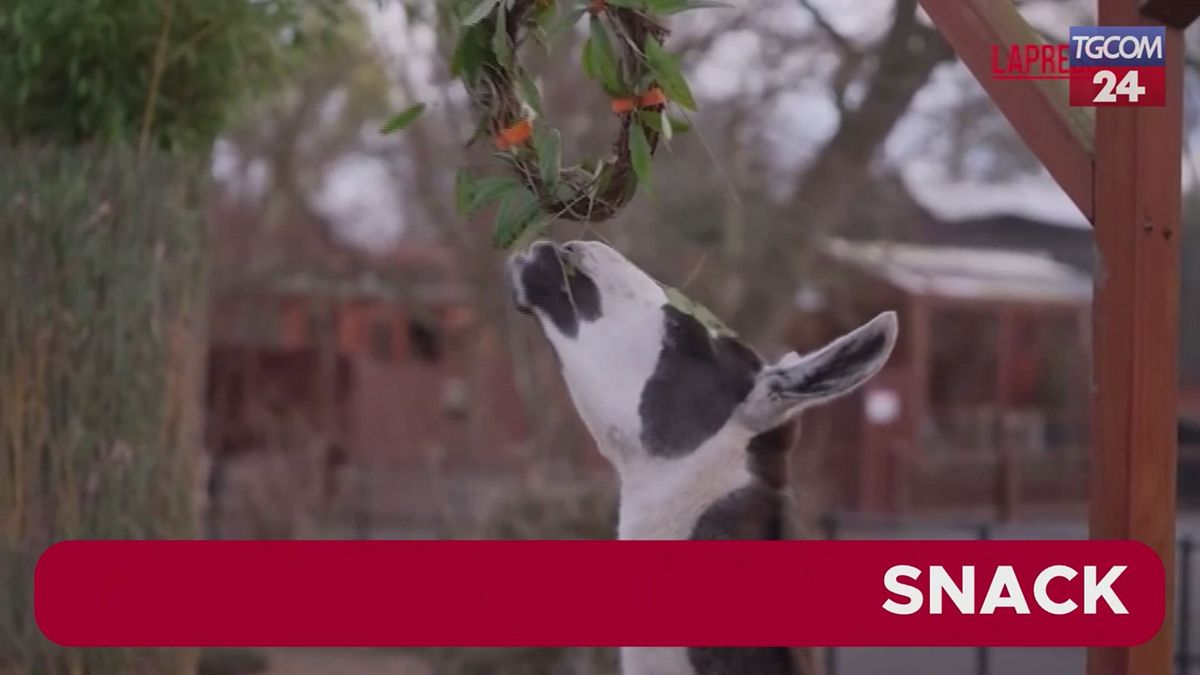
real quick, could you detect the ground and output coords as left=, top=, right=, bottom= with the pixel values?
left=259, top=649, right=431, bottom=675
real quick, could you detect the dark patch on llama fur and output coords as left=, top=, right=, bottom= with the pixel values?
left=686, top=423, right=803, bottom=675
left=747, top=422, right=795, bottom=489
left=782, top=329, right=888, bottom=398
left=639, top=306, right=761, bottom=457
left=688, top=646, right=798, bottom=675
left=516, top=241, right=601, bottom=338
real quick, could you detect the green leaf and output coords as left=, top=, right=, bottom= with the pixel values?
left=510, top=217, right=550, bottom=251
left=644, top=37, right=697, bottom=110
left=588, top=16, right=625, bottom=95
left=546, top=6, right=586, bottom=41
left=581, top=38, right=597, bottom=79
left=605, top=0, right=646, bottom=7
left=469, top=176, right=522, bottom=213
left=629, top=121, right=653, bottom=193
left=638, top=109, right=674, bottom=141
left=492, top=1, right=512, bottom=67
left=455, top=168, right=476, bottom=215
left=664, top=286, right=736, bottom=337
left=492, top=188, right=543, bottom=249
left=380, top=103, right=426, bottom=134
left=645, top=0, right=730, bottom=12
left=668, top=115, right=692, bottom=133
left=535, top=126, right=561, bottom=187
left=517, top=72, right=544, bottom=117
left=450, top=26, right=485, bottom=83
left=533, top=0, right=558, bottom=29
left=462, top=0, right=501, bottom=25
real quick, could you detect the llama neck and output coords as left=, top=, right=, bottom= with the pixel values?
left=615, top=426, right=756, bottom=540
left=616, top=422, right=801, bottom=675
left=614, top=422, right=795, bottom=541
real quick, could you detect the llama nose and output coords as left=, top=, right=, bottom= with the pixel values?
left=560, top=240, right=587, bottom=267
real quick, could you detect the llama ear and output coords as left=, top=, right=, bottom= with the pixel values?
left=739, top=312, right=898, bottom=431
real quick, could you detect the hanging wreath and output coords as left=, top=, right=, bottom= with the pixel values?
left=385, top=0, right=718, bottom=249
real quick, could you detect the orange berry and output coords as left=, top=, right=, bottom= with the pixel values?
left=639, top=88, right=666, bottom=108
left=494, top=119, right=533, bottom=150
left=610, top=98, right=637, bottom=114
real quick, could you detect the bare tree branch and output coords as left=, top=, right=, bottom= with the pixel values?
left=795, top=0, right=858, bottom=58
left=730, top=0, right=955, bottom=339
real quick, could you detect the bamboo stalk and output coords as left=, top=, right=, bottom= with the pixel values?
left=138, top=0, right=178, bottom=161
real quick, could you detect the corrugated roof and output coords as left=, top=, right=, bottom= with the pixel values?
left=823, top=238, right=1092, bottom=305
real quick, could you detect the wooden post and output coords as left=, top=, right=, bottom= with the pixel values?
left=1140, top=0, right=1200, bottom=28
left=1088, top=2, right=1184, bottom=673
left=917, top=0, right=1095, bottom=219
left=913, top=1, right=1188, bottom=671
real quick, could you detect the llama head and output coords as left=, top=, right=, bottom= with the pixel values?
left=508, top=239, right=898, bottom=470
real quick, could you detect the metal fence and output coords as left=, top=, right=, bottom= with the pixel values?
left=819, top=512, right=1199, bottom=675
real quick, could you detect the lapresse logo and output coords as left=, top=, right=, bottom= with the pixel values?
left=1068, top=26, right=1166, bottom=107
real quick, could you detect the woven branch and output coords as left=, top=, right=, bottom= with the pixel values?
left=466, top=0, right=670, bottom=224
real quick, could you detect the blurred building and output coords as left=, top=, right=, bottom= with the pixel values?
left=204, top=235, right=528, bottom=536
left=203, top=194, right=1200, bottom=528
left=804, top=237, right=1091, bottom=519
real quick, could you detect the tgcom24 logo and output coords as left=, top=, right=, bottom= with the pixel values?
left=991, top=26, right=1167, bottom=107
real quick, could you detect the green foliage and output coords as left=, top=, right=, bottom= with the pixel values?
left=380, top=103, right=427, bottom=133
left=492, top=0, right=513, bottom=67
left=644, top=36, right=697, bottom=110
left=534, top=125, right=561, bottom=187
left=665, top=286, right=736, bottom=337
left=0, top=0, right=350, bottom=152
left=418, top=0, right=720, bottom=248
left=450, top=24, right=488, bottom=83
left=585, top=15, right=625, bottom=96
left=517, top=71, right=545, bottom=117
left=492, top=186, right=545, bottom=249
left=462, top=0, right=502, bottom=26
left=639, top=109, right=691, bottom=138
left=645, top=0, right=732, bottom=13
left=458, top=173, right=524, bottom=215
left=1, top=144, right=206, bottom=674
left=629, top=121, right=653, bottom=193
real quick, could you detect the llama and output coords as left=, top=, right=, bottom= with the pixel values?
left=508, top=239, right=898, bottom=675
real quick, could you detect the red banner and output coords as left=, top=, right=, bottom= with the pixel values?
left=35, top=540, right=1163, bottom=647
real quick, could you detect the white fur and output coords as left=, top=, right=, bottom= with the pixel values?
left=616, top=422, right=755, bottom=539
left=622, top=645, right=693, bottom=675
left=616, top=426, right=758, bottom=673
left=527, top=243, right=759, bottom=675
left=530, top=241, right=669, bottom=468
left=511, top=240, right=897, bottom=675
left=739, top=311, right=899, bottom=433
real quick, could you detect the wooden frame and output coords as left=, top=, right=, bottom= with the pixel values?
left=1141, top=0, right=1200, bottom=29
left=918, top=0, right=1096, bottom=220
left=914, top=0, right=1189, bottom=673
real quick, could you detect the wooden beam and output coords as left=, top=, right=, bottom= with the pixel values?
left=1088, top=4, right=1183, bottom=675
left=918, top=0, right=1096, bottom=221
left=1141, top=0, right=1200, bottom=29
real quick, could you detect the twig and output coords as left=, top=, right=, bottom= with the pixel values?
left=138, top=0, right=177, bottom=161
left=795, top=0, right=858, bottom=58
